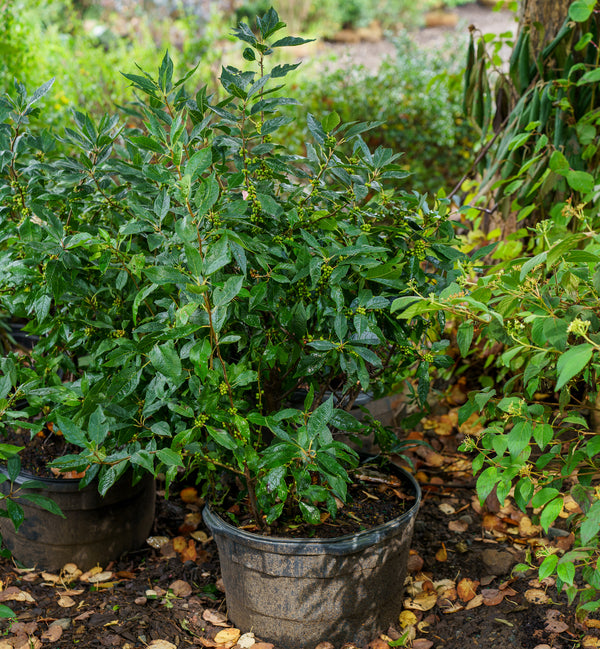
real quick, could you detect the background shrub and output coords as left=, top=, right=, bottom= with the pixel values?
left=283, top=34, right=473, bottom=195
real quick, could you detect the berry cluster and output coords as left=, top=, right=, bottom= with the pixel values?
left=219, top=382, right=228, bottom=396
left=324, top=135, right=337, bottom=149
left=194, top=414, right=208, bottom=428
left=412, top=240, right=427, bottom=260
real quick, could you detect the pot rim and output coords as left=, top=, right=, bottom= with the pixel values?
left=203, top=464, right=421, bottom=554
left=0, top=465, right=152, bottom=492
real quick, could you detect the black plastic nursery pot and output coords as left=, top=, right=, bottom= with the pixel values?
left=0, top=469, right=156, bottom=571
left=203, top=466, right=421, bottom=649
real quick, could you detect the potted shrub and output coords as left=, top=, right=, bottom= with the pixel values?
left=0, top=7, right=461, bottom=642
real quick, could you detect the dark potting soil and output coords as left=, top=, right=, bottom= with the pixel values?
left=215, top=465, right=416, bottom=539
left=2, top=424, right=83, bottom=479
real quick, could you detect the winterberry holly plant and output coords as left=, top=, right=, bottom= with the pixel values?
left=0, top=8, right=460, bottom=529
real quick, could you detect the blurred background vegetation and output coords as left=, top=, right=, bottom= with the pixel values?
left=1, top=0, right=482, bottom=193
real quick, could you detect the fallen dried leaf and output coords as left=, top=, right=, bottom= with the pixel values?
left=315, top=644, right=335, bottom=649
left=404, top=591, right=438, bottom=611
left=367, top=640, right=389, bottom=649
left=13, top=635, right=41, bottom=649
left=528, top=577, right=555, bottom=588
left=179, top=539, right=197, bottom=562
left=214, top=628, right=241, bottom=644
left=41, top=572, right=60, bottom=583
left=482, top=514, right=505, bottom=531
left=57, top=595, right=76, bottom=608
left=87, top=571, right=113, bottom=584
left=585, top=619, right=600, bottom=629
left=519, top=516, right=542, bottom=538
left=412, top=640, right=434, bottom=649
left=583, top=637, right=600, bottom=648
left=465, top=594, right=483, bottom=609
left=41, top=624, right=63, bottom=642
left=62, top=563, right=80, bottom=574
left=252, top=644, right=275, bottom=649
left=440, top=602, right=464, bottom=614
left=545, top=618, right=568, bottom=633
left=168, top=580, right=192, bottom=597
left=448, top=520, right=469, bottom=533
left=398, top=610, right=418, bottom=628
left=435, top=544, right=448, bottom=562
left=0, top=587, right=35, bottom=603
left=146, top=536, right=171, bottom=549
left=148, top=641, right=178, bottom=649
left=407, top=550, right=424, bottom=573
left=190, top=530, right=209, bottom=543
left=438, top=503, right=456, bottom=515
left=237, top=632, right=256, bottom=648
left=180, top=487, right=199, bottom=503
left=481, top=589, right=504, bottom=606
left=202, top=609, right=230, bottom=626
left=134, top=596, right=147, bottom=605
left=524, top=589, right=551, bottom=605
left=457, top=578, right=479, bottom=603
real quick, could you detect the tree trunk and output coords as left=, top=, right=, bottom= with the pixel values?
left=518, top=0, right=571, bottom=57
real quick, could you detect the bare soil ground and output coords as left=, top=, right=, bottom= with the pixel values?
left=0, top=399, right=593, bottom=649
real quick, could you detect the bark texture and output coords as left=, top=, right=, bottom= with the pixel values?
left=518, top=0, right=571, bottom=57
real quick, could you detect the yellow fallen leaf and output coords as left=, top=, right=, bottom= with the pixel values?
left=214, top=628, right=241, bottom=644
left=435, top=543, right=448, bottom=562
left=398, top=610, right=418, bottom=628
left=191, top=530, right=209, bottom=543
left=583, top=637, right=600, bottom=649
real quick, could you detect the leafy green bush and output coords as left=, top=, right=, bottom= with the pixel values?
left=0, top=10, right=461, bottom=529
left=284, top=35, right=473, bottom=195
left=394, top=201, right=600, bottom=613
left=462, top=0, right=599, bottom=227
left=0, top=0, right=224, bottom=126
left=234, top=0, right=468, bottom=35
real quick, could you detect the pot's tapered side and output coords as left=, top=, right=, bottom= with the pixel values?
left=0, top=470, right=156, bottom=571
left=203, top=467, right=421, bottom=649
